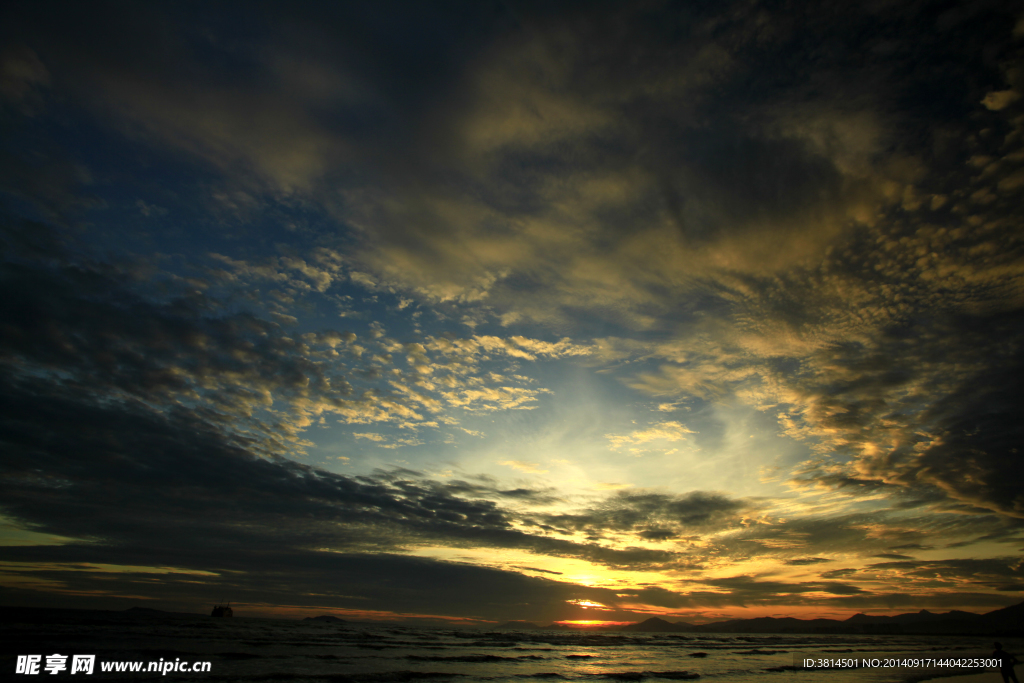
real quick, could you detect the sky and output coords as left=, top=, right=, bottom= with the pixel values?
left=1, top=0, right=1023, bottom=626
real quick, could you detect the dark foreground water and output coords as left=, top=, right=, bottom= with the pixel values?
left=2, top=610, right=1012, bottom=683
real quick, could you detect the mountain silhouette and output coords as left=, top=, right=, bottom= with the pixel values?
left=616, top=601, right=1024, bottom=635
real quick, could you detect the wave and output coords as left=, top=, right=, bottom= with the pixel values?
left=406, top=654, right=547, bottom=662
left=583, top=672, right=700, bottom=681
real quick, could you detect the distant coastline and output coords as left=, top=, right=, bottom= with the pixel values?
left=3, top=600, right=1021, bottom=637
left=498, top=600, right=1023, bottom=636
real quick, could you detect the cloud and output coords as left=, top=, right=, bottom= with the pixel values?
left=0, top=316, right=1018, bottom=613
left=863, top=557, right=1024, bottom=593
left=0, top=355, right=687, bottom=603
left=785, top=557, right=832, bottom=566
left=441, top=385, right=550, bottom=412
left=775, top=315, right=1024, bottom=520
left=694, top=575, right=868, bottom=600
left=0, top=226, right=378, bottom=452
left=208, top=251, right=343, bottom=294
left=354, top=432, right=386, bottom=443
left=606, top=421, right=695, bottom=450
left=0, top=227, right=708, bottom=589
left=0, top=45, right=49, bottom=106
left=0, top=219, right=574, bottom=454
left=982, top=90, right=1021, bottom=111
left=540, top=490, right=749, bottom=540
left=471, top=335, right=594, bottom=361
left=4, top=0, right=1024, bottom=619
left=202, top=2, right=910, bottom=327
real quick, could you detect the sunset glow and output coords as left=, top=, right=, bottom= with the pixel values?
left=1, top=0, right=1022, bottom=627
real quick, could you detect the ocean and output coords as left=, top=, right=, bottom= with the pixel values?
left=3, top=610, right=1010, bottom=682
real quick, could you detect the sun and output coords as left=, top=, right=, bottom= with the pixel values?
left=555, top=620, right=635, bottom=628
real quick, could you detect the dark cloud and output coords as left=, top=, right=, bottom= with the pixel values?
left=0, top=360, right=682, bottom=573
left=914, top=343, right=1024, bottom=517
left=865, top=557, right=1024, bottom=589
left=637, top=528, right=676, bottom=541
left=816, top=591, right=1019, bottom=610
left=0, top=217, right=561, bottom=445
left=0, top=220, right=358, bottom=450
left=0, top=351, right=687, bottom=617
left=707, top=508, right=1017, bottom=569
left=0, top=543, right=617, bottom=622
left=0, top=44, right=49, bottom=104
left=1, top=0, right=509, bottom=196
left=821, top=568, right=858, bottom=579
left=539, top=490, right=749, bottom=539
left=785, top=311, right=1024, bottom=520
left=434, top=478, right=561, bottom=504
left=784, top=557, right=832, bottom=566
left=670, top=575, right=869, bottom=606
left=515, top=566, right=562, bottom=576
left=4, top=0, right=990, bottom=316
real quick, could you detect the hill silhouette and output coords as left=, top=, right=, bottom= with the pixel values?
left=611, top=601, right=1024, bottom=635
left=621, top=617, right=697, bottom=632
left=499, top=601, right=1024, bottom=636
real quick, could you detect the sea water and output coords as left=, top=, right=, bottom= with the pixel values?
left=3, top=610, right=1010, bottom=682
